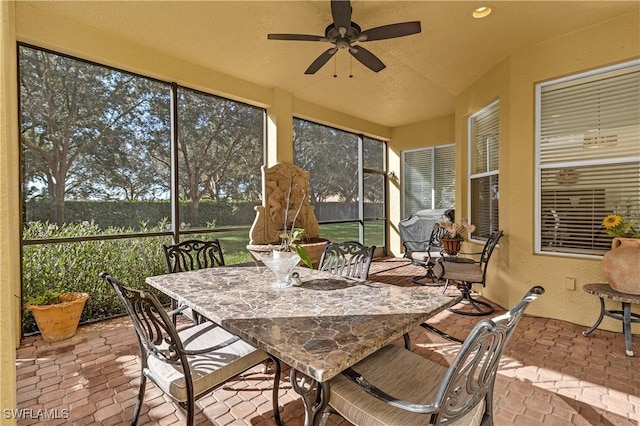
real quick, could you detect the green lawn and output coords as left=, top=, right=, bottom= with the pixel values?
left=209, top=221, right=385, bottom=265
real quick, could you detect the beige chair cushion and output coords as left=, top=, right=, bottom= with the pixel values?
left=328, top=344, right=485, bottom=426
left=409, top=250, right=443, bottom=263
left=432, top=261, right=483, bottom=283
left=147, top=321, right=268, bottom=402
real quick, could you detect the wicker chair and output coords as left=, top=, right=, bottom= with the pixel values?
left=318, top=241, right=376, bottom=280
left=100, top=272, right=282, bottom=426
left=319, top=286, right=545, bottom=426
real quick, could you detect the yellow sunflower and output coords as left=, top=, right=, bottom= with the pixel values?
left=602, top=214, right=622, bottom=229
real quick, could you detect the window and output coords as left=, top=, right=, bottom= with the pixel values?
left=177, top=87, right=264, bottom=231
left=402, top=144, right=455, bottom=217
left=19, top=44, right=266, bottom=334
left=469, top=101, right=500, bottom=239
left=20, top=44, right=264, bottom=245
left=293, top=118, right=387, bottom=252
left=536, top=61, right=640, bottom=256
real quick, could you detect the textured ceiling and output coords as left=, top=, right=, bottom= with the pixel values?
left=21, top=1, right=640, bottom=127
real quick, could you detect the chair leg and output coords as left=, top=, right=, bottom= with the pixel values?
left=186, top=393, right=194, bottom=426
left=420, top=323, right=464, bottom=344
left=411, top=264, right=443, bottom=287
left=270, top=356, right=283, bottom=426
left=442, top=278, right=450, bottom=293
left=447, top=282, right=494, bottom=316
left=131, top=374, right=146, bottom=426
left=403, top=333, right=411, bottom=350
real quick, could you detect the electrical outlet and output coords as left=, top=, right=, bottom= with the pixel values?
left=565, top=277, right=576, bottom=291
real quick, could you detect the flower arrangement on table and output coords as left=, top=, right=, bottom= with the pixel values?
left=602, top=214, right=640, bottom=239
left=439, top=219, right=476, bottom=255
left=440, top=219, right=476, bottom=241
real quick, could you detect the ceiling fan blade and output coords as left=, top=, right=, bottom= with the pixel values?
left=358, top=21, right=422, bottom=42
left=268, top=34, right=325, bottom=42
left=331, top=0, right=352, bottom=35
left=305, top=48, right=338, bottom=74
left=350, top=46, right=386, bottom=72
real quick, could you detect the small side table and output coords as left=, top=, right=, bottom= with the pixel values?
left=582, top=283, right=640, bottom=356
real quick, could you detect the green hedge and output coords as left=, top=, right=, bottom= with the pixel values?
left=24, top=200, right=259, bottom=230
left=22, top=221, right=171, bottom=334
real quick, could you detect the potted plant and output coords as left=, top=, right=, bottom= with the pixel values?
left=439, top=218, right=476, bottom=255
left=601, top=214, right=640, bottom=294
left=25, top=289, right=89, bottom=342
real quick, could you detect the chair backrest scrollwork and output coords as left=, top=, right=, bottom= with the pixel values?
left=318, top=241, right=376, bottom=280
left=431, top=285, right=544, bottom=424
left=163, top=239, right=225, bottom=273
left=100, top=272, right=185, bottom=365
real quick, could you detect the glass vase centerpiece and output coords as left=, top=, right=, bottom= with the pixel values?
left=260, top=251, right=301, bottom=289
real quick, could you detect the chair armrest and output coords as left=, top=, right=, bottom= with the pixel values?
left=342, top=367, right=439, bottom=414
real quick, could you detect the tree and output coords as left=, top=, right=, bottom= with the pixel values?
left=177, top=88, right=263, bottom=226
left=293, top=119, right=359, bottom=204
left=19, top=46, right=170, bottom=224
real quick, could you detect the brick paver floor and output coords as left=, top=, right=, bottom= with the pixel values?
left=15, top=258, right=640, bottom=425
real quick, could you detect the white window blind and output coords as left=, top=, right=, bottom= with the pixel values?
left=536, top=60, right=640, bottom=256
left=469, top=101, right=500, bottom=239
left=402, top=144, right=455, bottom=217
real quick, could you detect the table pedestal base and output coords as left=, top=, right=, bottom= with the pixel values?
left=290, top=369, right=329, bottom=426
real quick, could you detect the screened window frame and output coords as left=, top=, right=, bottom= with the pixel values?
left=468, top=100, right=500, bottom=242
left=291, top=117, right=388, bottom=255
left=401, top=143, right=455, bottom=219
left=18, top=42, right=267, bottom=246
left=535, top=59, right=640, bottom=258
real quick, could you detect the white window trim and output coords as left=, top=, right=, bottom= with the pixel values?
left=468, top=100, right=500, bottom=243
left=534, top=59, right=640, bottom=258
left=401, top=143, right=455, bottom=219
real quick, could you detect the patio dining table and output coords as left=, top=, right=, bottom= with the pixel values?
left=146, top=265, right=454, bottom=426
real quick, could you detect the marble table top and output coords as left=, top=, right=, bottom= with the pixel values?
left=146, top=266, right=454, bottom=382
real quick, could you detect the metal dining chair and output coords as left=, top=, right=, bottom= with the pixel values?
left=100, top=272, right=282, bottom=426
left=433, top=230, right=504, bottom=316
left=403, top=223, right=448, bottom=285
left=163, top=239, right=225, bottom=272
left=162, top=239, right=225, bottom=324
left=318, top=241, right=376, bottom=280
left=319, top=286, right=545, bottom=426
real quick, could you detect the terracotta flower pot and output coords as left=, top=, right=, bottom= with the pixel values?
left=441, top=237, right=463, bottom=256
left=602, top=237, right=640, bottom=295
left=28, top=292, right=89, bottom=342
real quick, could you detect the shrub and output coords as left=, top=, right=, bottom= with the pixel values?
left=22, top=221, right=170, bottom=334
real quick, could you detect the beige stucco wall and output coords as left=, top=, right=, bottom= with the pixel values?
left=0, top=1, right=19, bottom=423
left=391, top=11, right=640, bottom=331
left=388, top=116, right=455, bottom=256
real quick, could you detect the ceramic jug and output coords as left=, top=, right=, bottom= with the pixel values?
left=602, top=237, right=640, bottom=295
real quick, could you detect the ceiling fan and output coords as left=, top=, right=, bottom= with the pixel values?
left=267, top=0, right=421, bottom=74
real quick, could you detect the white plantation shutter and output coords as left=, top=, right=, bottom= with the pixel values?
left=469, top=101, right=500, bottom=239
left=536, top=60, right=640, bottom=256
left=402, top=144, right=455, bottom=217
